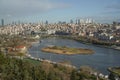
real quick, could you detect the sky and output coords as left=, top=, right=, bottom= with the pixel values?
left=0, top=0, right=120, bottom=24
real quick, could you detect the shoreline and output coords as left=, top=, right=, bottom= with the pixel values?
left=27, top=35, right=120, bottom=75
left=25, top=39, right=76, bottom=68
left=25, top=53, right=76, bottom=69
left=47, top=35, right=120, bottom=51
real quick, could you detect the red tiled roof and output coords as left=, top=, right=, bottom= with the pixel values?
left=15, top=45, right=25, bottom=49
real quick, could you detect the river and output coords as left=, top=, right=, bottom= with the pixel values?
left=28, top=37, right=120, bottom=75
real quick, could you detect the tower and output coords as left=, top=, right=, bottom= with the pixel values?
left=76, top=19, right=78, bottom=24
left=70, top=19, right=73, bottom=24
left=1, top=19, right=4, bottom=26
left=45, top=20, right=48, bottom=24
left=78, top=19, right=80, bottom=24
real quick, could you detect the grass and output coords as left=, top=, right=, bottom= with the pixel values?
left=41, top=46, right=94, bottom=55
left=108, top=67, right=120, bottom=76
left=23, top=58, right=40, bottom=65
left=112, top=68, right=120, bottom=76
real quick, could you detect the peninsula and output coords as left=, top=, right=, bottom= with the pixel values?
left=41, top=46, right=94, bottom=55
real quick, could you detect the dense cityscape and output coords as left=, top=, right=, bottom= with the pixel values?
left=0, top=19, right=120, bottom=43
left=0, top=0, right=120, bottom=80
left=0, top=18, right=120, bottom=80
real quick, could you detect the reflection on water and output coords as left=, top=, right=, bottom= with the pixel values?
left=28, top=37, right=120, bottom=74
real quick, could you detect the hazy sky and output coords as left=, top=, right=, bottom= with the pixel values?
left=0, top=0, right=120, bottom=24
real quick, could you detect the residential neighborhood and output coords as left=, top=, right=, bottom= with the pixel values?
left=0, top=20, right=120, bottom=44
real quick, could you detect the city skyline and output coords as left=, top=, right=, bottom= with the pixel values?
left=0, top=0, right=120, bottom=24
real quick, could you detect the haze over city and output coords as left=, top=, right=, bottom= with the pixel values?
left=0, top=0, right=120, bottom=80
left=0, top=0, right=120, bottom=24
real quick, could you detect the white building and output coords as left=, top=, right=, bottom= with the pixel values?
left=116, top=26, right=120, bottom=29
left=47, top=29, right=56, bottom=35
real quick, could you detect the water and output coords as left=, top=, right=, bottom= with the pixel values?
left=28, top=37, right=120, bottom=74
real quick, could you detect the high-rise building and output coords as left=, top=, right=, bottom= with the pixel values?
left=45, top=20, right=48, bottom=24
left=78, top=19, right=80, bottom=24
left=85, top=18, right=93, bottom=24
left=1, top=19, right=4, bottom=26
left=76, top=19, right=78, bottom=24
left=80, top=19, right=85, bottom=24
left=70, top=19, right=73, bottom=24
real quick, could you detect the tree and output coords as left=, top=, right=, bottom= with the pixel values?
left=70, top=70, right=79, bottom=80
